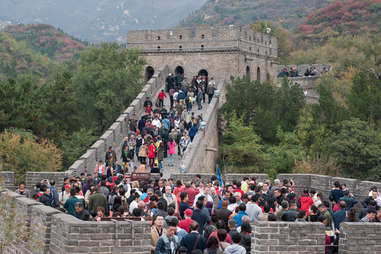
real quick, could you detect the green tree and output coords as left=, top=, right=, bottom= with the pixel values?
left=221, top=114, right=264, bottom=172
left=73, top=44, right=145, bottom=134
left=347, top=71, right=381, bottom=124
left=58, top=128, right=97, bottom=169
left=41, top=71, right=80, bottom=139
left=0, top=78, right=46, bottom=136
left=329, top=118, right=381, bottom=180
left=0, top=131, right=62, bottom=183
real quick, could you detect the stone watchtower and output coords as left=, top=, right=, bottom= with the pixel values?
left=127, top=24, right=279, bottom=82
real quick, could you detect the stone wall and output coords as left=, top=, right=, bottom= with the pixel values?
left=181, top=81, right=223, bottom=174
left=23, top=65, right=169, bottom=189
left=0, top=188, right=151, bottom=254
left=25, top=172, right=68, bottom=191
left=0, top=171, right=15, bottom=190
left=277, top=174, right=381, bottom=203
left=169, top=173, right=270, bottom=184
left=339, top=222, right=381, bottom=254
left=127, top=25, right=278, bottom=59
left=252, top=221, right=326, bottom=253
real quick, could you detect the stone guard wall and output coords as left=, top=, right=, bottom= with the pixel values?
left=181, top=80, right=224, bottom=174
left=252, top=221, right=326, bottom=253
left=277, top=174, right=381, bottom=203
left=0, top=189, right=151, bottom=254
left=24, top=65, right=169, bottom=189
left=339, top=222, right=381, bottom=254
left=0, top=171, right=15, bottom=190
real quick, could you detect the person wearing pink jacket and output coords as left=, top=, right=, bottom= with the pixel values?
left=167, top=138, right=176, bottom=166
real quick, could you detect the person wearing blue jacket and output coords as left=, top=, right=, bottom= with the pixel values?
left=233, top=203, right=248, bottom=228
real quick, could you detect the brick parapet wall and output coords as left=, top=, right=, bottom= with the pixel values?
left=339, top=222, right=381, bottom=253
left=277, top=174, right=381, bottom=202
left=252, top=221, right=326, bottom=253
left=0, top=171, right=15, bottom=190
left=180, top=80, right=224, bottom=174
left=1, top=188, right=151, bottom=254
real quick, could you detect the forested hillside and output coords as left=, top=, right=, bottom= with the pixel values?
left=219, top=0, right=381, bottom=181
left=0, top=33, right=58, bottom=79
left=4, top=24, right=86, bottom=62
left=180, top=0, right=334, bottom=28
left=298, top=0, right=381, bottom=43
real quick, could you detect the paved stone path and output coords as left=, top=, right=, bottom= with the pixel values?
left=160, top=96, right=210, bottom=178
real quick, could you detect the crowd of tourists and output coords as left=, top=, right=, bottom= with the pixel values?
left=278, top=66, right=329, bottom=78
left=15, top=172, right=381, bottom=254
left=99, top=71, right=216, bottom=175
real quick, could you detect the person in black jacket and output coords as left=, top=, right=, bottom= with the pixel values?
left=191, top=200, right=210, bottom=234
left=281, top=201, right=298, bottom=222
left=39, top=185, right=52, bottom=207
left=239, top=222, right=252, bottom=253
left=180, top=222, right=206, bottom=254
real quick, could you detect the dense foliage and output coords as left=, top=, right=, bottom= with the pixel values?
left=298, top=0, right=381, bottom=43
left=4, top=24, right=86, bottom=62
left=0, top=131, right=62, bottom=183
left=0, top=43, right=145, bottom=175
left=0, top=33, right=59, bottom=79
left=181, top=0, right=334, bottom=29
left=221, top=71, right=381, bottom=181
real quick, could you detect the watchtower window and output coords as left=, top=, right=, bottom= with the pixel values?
left=179, top=35, right=183, bottom=40
left=201, top=45, right=204, bottom=50
left=157, top=46, right=161, bottom=50
left=201, top=34, right=205, bottom=39
left=157, top=36, right=161, bottom=40
left=179, top=45, right=182, bottom=49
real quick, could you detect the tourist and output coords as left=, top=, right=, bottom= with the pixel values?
left=207, top=78, right=216, bottom=104
left=15, top=182, right=30, bottom=198
left=178, top=209, right=195, bottom=233
left=39, top=185, right=52, bottom=207
left=192, top=200, right=210, bottom=234
left=360, top=208, right=377, bottom=222
left=180, top=222, right=207, bottom=254
left=155, top=219, right=180, bottom=254
left=245, top=195, right=263, bottom=222
left=64, top=188, right=82, bottom=216
left=74, top=202, right=90, bottom=221
left=223, top=232, right=246, bottom=254
left=88, top=186, right=108, bottom=217
left=151, top=215, right=167, bottom=253
left=339, top=190, right=358, bottom=210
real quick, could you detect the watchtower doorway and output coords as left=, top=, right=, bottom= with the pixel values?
left=256, top=67, right=261, bottom=82
left=175, top=66, right=184, bottom=76
left=145, top=66, right=155, bottom=81
left=246, top=66, right=251, bottom=80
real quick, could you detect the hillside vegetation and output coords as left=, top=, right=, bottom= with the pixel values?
left=180, top=0, right=334, bottom=28
left=4, top=24, right=86, bottom=62
left=0, top=33, right=58, bottom=79
left=298, top=0, right=381, bottom=44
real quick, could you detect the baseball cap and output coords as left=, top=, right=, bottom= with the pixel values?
left=184, top=209, right=193, bottom=217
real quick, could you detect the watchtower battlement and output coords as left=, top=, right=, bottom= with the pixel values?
left=127, top=25, right=279, bottom=82
left=127, top=25, right=277, bottom=59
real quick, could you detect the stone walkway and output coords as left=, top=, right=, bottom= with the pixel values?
left=160, top=96, right=210, bottom=178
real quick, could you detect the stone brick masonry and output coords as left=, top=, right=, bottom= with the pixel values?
left=252, top=221, right=326, bottom=253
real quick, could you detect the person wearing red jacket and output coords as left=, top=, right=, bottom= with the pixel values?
left=185, top=182, right=200, bottom=206
left=178, top=209, right=195, bottom=233
left=299, top=189, right=314, bottom=215
left=157, top=89, right=167, bottom=107
left=148, top=142, right=156, bottom=169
